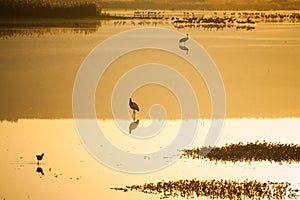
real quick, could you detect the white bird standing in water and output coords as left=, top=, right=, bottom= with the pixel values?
left=179, top=34, right=189, bottom=44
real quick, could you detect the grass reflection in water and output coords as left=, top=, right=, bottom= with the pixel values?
left=112, top=179, right=299, bottom=199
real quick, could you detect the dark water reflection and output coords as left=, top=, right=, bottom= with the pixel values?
left=180, top=141, right=300, bottom=163
left=0, top=19, right=102, bottom=38
left=112, top=179, right=299, bottom=199
left=129, top=119, right=139, bottom=134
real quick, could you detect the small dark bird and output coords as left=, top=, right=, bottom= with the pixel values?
left=36, top=153, right=44, bottom=164
left=129, top=98, right=139, bottom=121
left=179, top=34, right=189, bottom=44
left=129, top=98, right=139, bottom=111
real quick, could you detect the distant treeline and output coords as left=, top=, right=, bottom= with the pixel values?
left=0, top=0, right=106, bottom=18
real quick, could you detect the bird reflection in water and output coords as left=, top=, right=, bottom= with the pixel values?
left=35, top=153, right=45, bottom=176
left=129, top=120, right=139, bottom=134
left=179, top=45, right=189, bottom=55
left=36, top=166, right=44, bottom=176
left=128, top=98, right=140, bottom=134
left=179, top=34, right=189, bottom=55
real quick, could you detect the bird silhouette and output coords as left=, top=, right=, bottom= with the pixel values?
left=179, top=34, right=189, bottom=44
left=129, top=98, right=139, bottom=120
left=129, top=120, right=139, bottom=134
left=36, top=153, right=44, bottom=165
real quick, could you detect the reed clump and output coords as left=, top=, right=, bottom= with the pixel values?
left=0, top=0, right=106, bottom=18
left=181, top=141, right=300, bottom=163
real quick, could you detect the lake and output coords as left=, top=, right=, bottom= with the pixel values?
left=0, top=11, right=300, bottom=199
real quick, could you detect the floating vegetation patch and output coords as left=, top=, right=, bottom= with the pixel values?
left=180, top=141, right=300, bottom=163
left=112, top=179, right=300, bottom=199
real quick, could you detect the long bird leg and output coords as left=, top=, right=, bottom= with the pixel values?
left=132, top=110, right=136, bottom=121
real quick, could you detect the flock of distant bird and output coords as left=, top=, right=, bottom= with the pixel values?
left=111, top=11, right=300, bottom=31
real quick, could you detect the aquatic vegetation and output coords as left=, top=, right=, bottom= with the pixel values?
left=180, top=141, right=300, bottom=163
left=112, top=179, right=299, bottom=199
left=0, top=0, right=104, bottom=18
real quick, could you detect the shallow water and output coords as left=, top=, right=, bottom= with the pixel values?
left=0, top=19, right=300, bottom=120
left=1, top=12, right=300, bottom=199
left=0, top=119, right=299, bottom=199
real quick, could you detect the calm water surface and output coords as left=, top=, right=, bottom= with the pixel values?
left=0, top=18, right=300, bottom=120
left=0, top=14, right=300, bottom=199
left=0, top=119, right=299, bottom=199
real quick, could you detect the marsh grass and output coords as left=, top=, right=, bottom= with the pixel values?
left=180, top=141, right=300, bottom=164
left=0, top=0, right=104, bottom=18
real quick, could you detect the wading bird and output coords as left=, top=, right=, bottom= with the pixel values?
left=36, top=153, right=44, bottom=165
left=129, top=98, right=139, bottom=120
left=179, top=34, right=189, bottom=44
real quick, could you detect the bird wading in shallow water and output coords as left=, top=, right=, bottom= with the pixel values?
left=36, top=153, right=44, bottom=165
left=129, top=98, right=139, bottom=121
left=179, top=34, right=189, bottom=45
